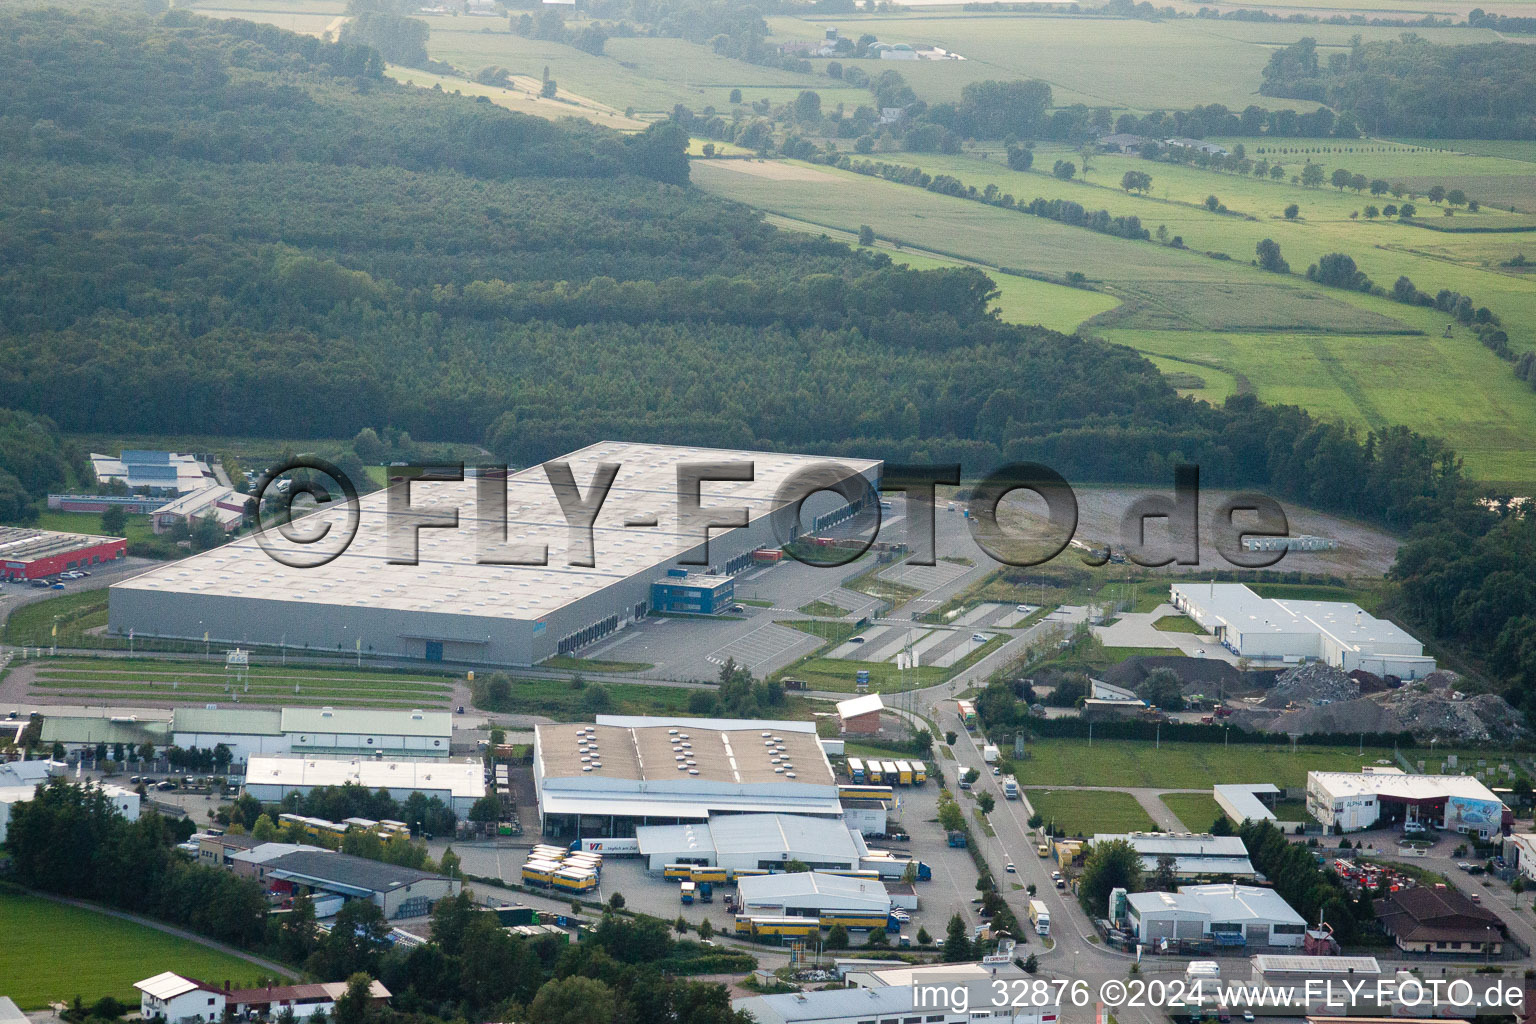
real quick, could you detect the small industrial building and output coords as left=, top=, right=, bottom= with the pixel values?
left=263, top=849, right=460, bottom=919
left=532, top=715, right=842, bottom=838
left=1251, top=954, right=1381, bottom=987
left=92, top=450, right=214, bottom=495
left=171, top=708, right=286, bottom=763
left=635, top=813, right=868, bottom=873
left=1374, top=886, right=1506, bottom=955
left=834, top=693, right=883, bottom=734
left=649, top=571, right=734, bottom=615
left=735, top=871, right=891, bottom=918
left=279, top=707, right=454, bottom=759
left=1169, top=582, right=1434, bottom=678
left=0, top=526, right=127, bottom=581
left=1126, top=884, right=1306, bottom=948
left=151, top=485, right=244, bottom=535
left=1092, top=833, right=1256, bottom=880
left=110, top=442, right=881, bottom=667
left=738, top=963, right=1053, bottom=1024
left=1305, top=769, right=1511, bottom=838
left=1214, top=783, right=1281, bottom=824
left=39, top=713, right=171, bottom=754
left=243, top=755, right=485, bottom=816
left=230, top=842, right=320, bottom=884
left=839, top=796, right=888, bottom=837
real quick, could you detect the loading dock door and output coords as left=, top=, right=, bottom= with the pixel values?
left=425, top=640, right=443, bottom=661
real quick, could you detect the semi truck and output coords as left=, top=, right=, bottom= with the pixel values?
left=680, top=881, right=696, bottom=905
left=1028, top=899, right=1051, bottom=936
left=1003, top=776, right=1019, bottom=800
left=983, top=744, right=999, bottom=763
left=947, top=831, right=968, bottom=848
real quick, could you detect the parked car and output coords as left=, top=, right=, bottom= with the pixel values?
left=1457, top=861, right=1472, bottom=871
left=1015, top=605, right=1030, bottom=612
left=1470, top=892, right=1481, bottom=903
left=848, top=635, right=866, bottom=644
left=51, top=583, right=65, bottom=590
left=729, top=604, right=745, bottom=614
left=958, top=779, right=971, bottom=790
left=971, top=633, right=987, bottom=642
left=990, top=766, right=1000, bottom=776
left=1005, top=862, right=1016, bottom=873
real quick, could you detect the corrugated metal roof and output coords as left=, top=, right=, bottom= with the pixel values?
left=279, top=707, right=451, bottom=737
left=173, top=707, right=283, bottom=735
left=134, top=972, right=209, bottom=1000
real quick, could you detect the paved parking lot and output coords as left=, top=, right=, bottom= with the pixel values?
left=705, top=621, right=820, bottom=672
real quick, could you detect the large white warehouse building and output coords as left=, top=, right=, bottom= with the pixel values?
left=109, top=442, right=881, bottom=667
left=533, top=716, right=843, bottom=839
left=243, top=755, right=485, bottom=816
left=1169, top=583, right=1434, bottom=678
left=736, top=871, right=891, bottom=917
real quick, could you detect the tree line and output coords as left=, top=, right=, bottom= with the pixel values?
left=1261, top=35, right=1536, bottom=138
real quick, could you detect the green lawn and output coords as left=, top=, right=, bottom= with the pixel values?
left=31, top=509, right=158, bottom=546
left=24, top=656, right=456, bottom=709
left=1027, top=788, right=1156, bottom=837
left=4, top=589, right=111, bottom=647
left=0, top=890, right=267, bottom=1010
left=1159, top=792, right=1227, bottom=833
left=1248, top=581, right=1384, bottom=611
left=798, top=600, right=850, bottom=617
left=1152, top=614, right=1204, bottom=634
left=1010, top=738, right=1514, bottom=790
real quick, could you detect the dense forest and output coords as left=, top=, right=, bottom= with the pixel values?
left=1260, top=35, right=1536, bottom=138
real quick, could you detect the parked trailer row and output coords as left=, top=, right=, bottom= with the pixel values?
left=733, top=910, right=902, bottom=937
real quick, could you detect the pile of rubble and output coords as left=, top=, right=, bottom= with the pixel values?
left=1260, top=662, right=1360, bottom=709
left=1376, top=675, right=1533, bottom=745
left=1240, top=668, right=1532, bottom=744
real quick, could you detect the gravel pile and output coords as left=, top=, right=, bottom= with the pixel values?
left=1376, top=683, right=1533, bottom=745
left=1261, top=662, right=1360, bottom=708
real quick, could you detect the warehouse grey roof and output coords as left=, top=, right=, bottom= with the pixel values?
left=265, top=850, right=446, bottom=895
left=734, top=986, right=922, bottom=1024
left=111, top=442, right=880, bottom=621
left=710, top=813, right=864, bottom=859
left=1179, top=883, right=1305, bottom=926
left=736, top=870, right=888, bottom=905
left=279, top=707, right=451, bottom=738
left=40, top=714, right=171, bottom=747
left=1214, top=783, right=1280, bottom=823
left=173, top=708, right=283, bottom=735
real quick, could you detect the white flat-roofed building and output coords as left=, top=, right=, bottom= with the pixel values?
left=735, top=984, right=1057, bottom=1024
left=1169, top=583, right=1434, bottom=678
left=243, top=755, right=485, bottom=815
left=1126, top=884, right=1306, bottom=947
left=534, top=715, right=842, bottom=836
left=1092, top=833, right=1255, bottom=880
left=635, top=812, right=867, bottom=873
left=1252, top=954, right=1381, bottom=985
left=280, top=707, right=453, bottom=758
left=1306, top=770, right=1509, bottom=838
left=109, top=442, right=882, bottom=667
left=736, top=870, right=890, bottom=917
left=1214, top=783, right=1280, bottom=824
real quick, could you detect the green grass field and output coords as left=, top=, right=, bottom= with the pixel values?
left=1026, top=788, right=1157, bottom=837
left=1011, top=737, right=1515, bottom=789
left=0, top=890, right=267, bottom=1010
left=3, top=589, right=112, bottom=647
left=1152, top=614, right=1204, bottom=633
left=22, top=656, right=456, bottom=709
left=1159, top=792, right=1227, bottom=832
left=798, top=599, right=850, bottom=617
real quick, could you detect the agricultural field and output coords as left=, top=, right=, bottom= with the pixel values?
left=0, top=890, right=267, bottom=1010
left=1009, top=737, right=1516, bottom=789
left=695, top=149, right=1536, bottom=486
left=1026, top=788, right=1157, bottom=836
left=18, top=655, right=457, bottom=709
left=1159, top=792, right=1228, bottom=833
left=762, top=214, right=1124, bottom=333
left=791, top=15, right=1512, bottom=111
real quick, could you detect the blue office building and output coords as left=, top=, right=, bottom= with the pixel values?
left=650, top=571, right=735, bottom=615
